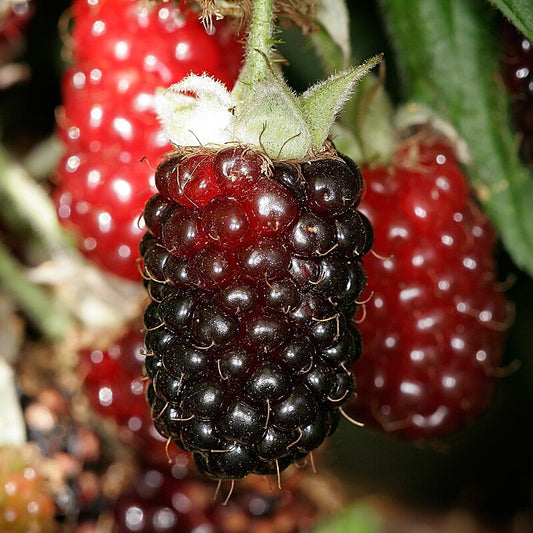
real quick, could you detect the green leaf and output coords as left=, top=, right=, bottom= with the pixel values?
left=488, top=0, right=533, bottom=41
left=300, top=55, right=383, bottom=152
left=312, top=504, right=385, bottom=533
left=380, top=0, right=533, bottom=276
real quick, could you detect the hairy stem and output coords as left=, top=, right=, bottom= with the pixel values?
left=232, top=0, right=274, bottom=103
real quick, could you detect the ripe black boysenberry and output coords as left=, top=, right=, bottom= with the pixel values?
left=141, top=145, right=371, bottom=480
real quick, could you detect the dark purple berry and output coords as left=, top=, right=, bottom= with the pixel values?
left=189, top=245, right=234, bottom=289
left=216, top=281, right=260, bottom=314
left=143, top=193, right=173, bottom=237
left=290, top=209, right=337, bottom=256
left=245, top=362, right=290, bottom=401
left=272, top=161, right=307, bottom=200
left=161, top=207, right=206, bottom=258
left=141, top=147, right=371, bottom=480
left=275, top=335, right=315, bottom=372
left=335, top=210, right=374, bottom=256
left=242, top=311, right=289, bottom=350
left=190, top=303, right=239, bottom=347
left=161, top=341, right=209, bottom=377
left=219, top=400, right=266, bottom=444
left=181, top=381, right=224, bottom=418
left=272, top=386, right=317, bottom=430
left=155, top=154, right=182, bottom=201
left=239, top=237, right=291, bottom=279
left=201, top=195, right=251, bottom=245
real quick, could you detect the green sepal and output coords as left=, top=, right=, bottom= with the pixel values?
left=155, top=0, right=381, bottom=160
left=300, top=55, right=383, bottom=153
left=233, top=70, right=312, bottom=160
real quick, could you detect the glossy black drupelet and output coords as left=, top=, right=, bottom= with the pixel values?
left=140, top=147, right=371, bottom=480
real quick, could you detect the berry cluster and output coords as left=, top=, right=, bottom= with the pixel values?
left=346, top=138, right=509, bottom=440
left=54, top=0, right=242, bottom=279
left=140, top=145, right=371, bottom=479
left=501, top=20, right=533, bottom=167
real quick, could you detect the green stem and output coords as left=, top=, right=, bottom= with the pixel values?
left=0, top=241, right=71, bottom=340
left=232, top=0, right=274, bottom=103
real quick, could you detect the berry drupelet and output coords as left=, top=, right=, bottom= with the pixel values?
left=140, top=145, right=371, bottom=480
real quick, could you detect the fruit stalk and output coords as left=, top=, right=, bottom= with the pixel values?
left=232, top=0, right=273, bottom=103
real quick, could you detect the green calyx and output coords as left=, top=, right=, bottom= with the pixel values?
left=155, top=0, right=381, bottom=160
left=232, top=53, right=382, bottom=159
